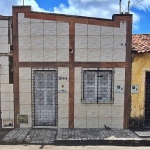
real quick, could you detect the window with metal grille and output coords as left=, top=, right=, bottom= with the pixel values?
left=82, top=70, right=113, bottom=103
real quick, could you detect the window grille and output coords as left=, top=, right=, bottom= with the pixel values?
left=32, top=69, right=58, bottom=126
left=82, top=70, right=114, bottom=103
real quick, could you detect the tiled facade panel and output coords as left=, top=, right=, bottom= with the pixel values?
left=0, top=20, right=9, bottom=53
left=75, top=22, right=126, bottom=62
left=18, top=67, right=69, bottom=128
left=19, top=68, right=32, bottom=128
left=18, top=13, right=69, bottom=62
left=0, top=19, right=14, bottom=126
left=74, top=67, right=125, bottom=128
left=58, top=67, right=69, bottom=128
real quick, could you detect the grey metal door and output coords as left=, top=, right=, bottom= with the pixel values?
left=33, top=70, right=57, bottom=126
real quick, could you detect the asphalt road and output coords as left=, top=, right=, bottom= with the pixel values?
left=0, top=145, right=150, bottom=150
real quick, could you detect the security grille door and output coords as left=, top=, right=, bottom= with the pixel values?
left=33, top=70, right=57, bottom=126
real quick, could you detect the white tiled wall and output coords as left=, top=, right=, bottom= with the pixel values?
left=19, top=68, right=32, bottom=128
left=75, top=22, right=126, bottom=62
left=19, top=67, right=69, bottom=128
left=58, top=67, right=69, bottom=128
left=18, top=13, right=69, bottom=62
left=0, top=19, right=14, bottom=126
left=74, top=67, right=125, bottom=128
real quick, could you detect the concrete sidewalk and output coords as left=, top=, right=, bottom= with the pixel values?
left=1, top=128, right=150, bottom=146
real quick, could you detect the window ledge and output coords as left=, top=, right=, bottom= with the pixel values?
left=81, top=100, right=114, bottom=104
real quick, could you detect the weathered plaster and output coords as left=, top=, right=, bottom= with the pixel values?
left=131, top=53, right=150, bottom=127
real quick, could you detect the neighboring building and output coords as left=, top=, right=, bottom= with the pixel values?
left=0, top=6, right=132, bottom=129
left=0, top=15, right=14, bottom=128
left=130, top=34, right=150, bottom=129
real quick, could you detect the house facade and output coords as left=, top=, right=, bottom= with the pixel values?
left=0, top=6, right=132, bottom=129
left=130, top=34, right=150, bottom=129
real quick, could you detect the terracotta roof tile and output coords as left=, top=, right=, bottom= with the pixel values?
left=132, top=34, right=150, bottom=53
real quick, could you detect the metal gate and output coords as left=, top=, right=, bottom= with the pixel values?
left=145, top=72, right=150, bottom=127
left=32, top=70, right=58, bottom=126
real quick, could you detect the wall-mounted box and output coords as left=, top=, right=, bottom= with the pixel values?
left=2, top=119, right=14, bottom=128
left=115, top=85, right=124, bottom=93
left=17, top=115, right=28, bottom=124
left=131, top=85, right=139, bottom=94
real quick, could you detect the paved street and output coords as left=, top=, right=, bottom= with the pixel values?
left=0, top=145, right=150, bottom=150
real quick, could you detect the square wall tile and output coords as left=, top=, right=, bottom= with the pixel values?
left=88, top=49, right=100, bottom=62
left=75, top=36, right=87, bottom=49
left=100, top=48, right=112, bottom=62
left=0, top=44, right=9, bottom=53
left=88, top=25, right=100, bottom=35
left=44, top=36, right=56, bottom=50
left=58, top=93, right=69, bottom=105
left=1, top=75, right=9, bottom=83
left=99, top=105, right=112, bottom=118
left=19, top=50, right=31, bottom=62
left=44, top=22, right=56, bottom=35
left=0, top=66, right=9, bottom=75
left=20, top=104, right=31, bottom=116
left=20, top=93, right=31, bottom=105
left=57, top=36, right=69, bottom=49
left=87, top=105, right=99, bottom=118
left=1, top=93, right=9, bottom=102
left=31, top=36, right=43, bottom=50
left=74, top=117, right=86, bottom=128
left=0, top=36, right=8, bottom=44
left=1, top=102, right=9, bottom=111
left=57, top=22, right=69, bottom=35
left=0, top=20, right=8, bottom=28
left=87, top=117, right=98, bottom=128
left=57, top=48, right=69, bottom=62
left=0, top=28, right=8, bottom=36
left=0, top=56, right=9, bottom=66
left=19, top=68, right=31, bottom=80
left=88, top=36, right=100, bottom=49
left=19, top=36, right=30, bottom=50
left=31, top=22, right=44, bottom=36
left=19, top=80, right=31, bottom=93
left=58, top=117, right=68, bottom=128
left=1, top=111, right=9, bottom=118
left=75, top=48, right=88, bottom=62
left=18, top=23, right=30, bottom=37
left=44, top=50, right=56, bottom=62
left=101, top=26, right=113, bottom=35
left=75, top=24, right=87, bottom=35
left=1, top=84, right=9, bottom=92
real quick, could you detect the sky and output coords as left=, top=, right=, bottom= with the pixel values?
left=0, top=0, right=150, bottom=34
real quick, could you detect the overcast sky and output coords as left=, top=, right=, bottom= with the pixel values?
left=0, top=0, right=150, bottom=33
